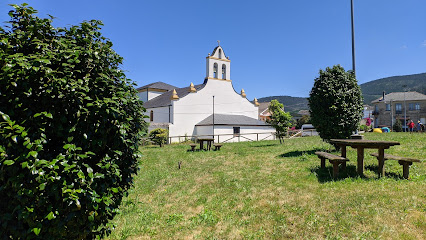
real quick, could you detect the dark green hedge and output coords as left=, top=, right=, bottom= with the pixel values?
left=0, top=4, right=147, bottom=239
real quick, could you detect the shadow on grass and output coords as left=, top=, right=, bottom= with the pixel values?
left=310, top=165, right=360, bottom=183
left=279, top=148, right=328, bottom=158
left=365, top=165, right=403, bottom=179
left=252, top=144, right=279, bottom=148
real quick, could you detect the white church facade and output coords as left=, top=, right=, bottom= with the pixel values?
left=137, top=44, right=275, bottom=143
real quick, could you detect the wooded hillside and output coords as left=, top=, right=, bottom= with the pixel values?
left=259, top=72, right=426, bottom=114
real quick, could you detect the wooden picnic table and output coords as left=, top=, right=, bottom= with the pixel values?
left=197, top=138, right=214, bottom=151
left=330, top=139, right=400, bottom=177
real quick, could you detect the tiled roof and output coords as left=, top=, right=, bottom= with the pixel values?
left=257, top=102, right=270, bottom=115
left=136, top=82, right=177, bottom=92
left=143, top=83, right=206, bottom=108
left=196, top=114, right=269, bottom=126
left=371, top=91, right=426, bottom=103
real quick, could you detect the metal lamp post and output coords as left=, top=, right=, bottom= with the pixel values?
left=403, top=85, right=407, bottom=131
left=351, top=0, right=356, bottom=76
left=212, top=96, right=215, bottom=140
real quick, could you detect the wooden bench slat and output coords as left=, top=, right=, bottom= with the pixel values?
left=370, top=153, right=421, bottom=162
left=315, top=152, right=349, bottom=161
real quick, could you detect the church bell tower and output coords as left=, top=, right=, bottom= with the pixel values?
left=206, top=41, right=231, bottom=81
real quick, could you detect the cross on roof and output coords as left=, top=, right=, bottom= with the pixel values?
left=217, top=40, right=220, bottom=46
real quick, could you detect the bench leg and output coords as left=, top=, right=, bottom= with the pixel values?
left=398, top=161, right=412, bottom=179
left=191, top=146, right=195, bottom=152
left=341, top=161, right=346, bottom=171
left=320, top=157, right=326, bottom=168
left=331, top=162, right=339, bottom=179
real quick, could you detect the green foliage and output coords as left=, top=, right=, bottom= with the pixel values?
left=308, top=65, right=363, bottom=144
left=0, top=4, right=147, bottom=239
left=393, top=120, right=403, bottom=132
left=296, top=115, right=311, bottom=129
left=149, top=128, right=168, bottom=147
left=267, top=100, right=294, bottom=144
left=359, top=124, right=369, bottom=132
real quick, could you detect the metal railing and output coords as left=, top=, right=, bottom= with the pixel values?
left=167, top=132, right=276, bottom=144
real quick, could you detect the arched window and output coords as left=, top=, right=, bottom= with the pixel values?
left=150, top=110, right=153, bottom=122
left=213, top=63, right=218, bottom=78
left=222, top=64, right=226, bottom=79
left=219, top=49, right=222, bottom=59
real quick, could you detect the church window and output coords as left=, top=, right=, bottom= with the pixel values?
left=219, top=49, right=222, bottom=59
left=222, top=64, right=226, bottom=79
left=150, top=110, right=153, bottom=122
left=213, top=63, right=218, bottom=78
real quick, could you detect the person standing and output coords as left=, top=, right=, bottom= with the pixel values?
left=408, top=120, right=415, bottom=133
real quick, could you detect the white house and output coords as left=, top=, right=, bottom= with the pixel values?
left=137, top=44, right=275, bottom=143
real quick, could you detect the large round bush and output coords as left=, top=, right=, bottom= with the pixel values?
left=308, top=65, right=363, bottom=143
left=0, top=4, right=147, bottom=239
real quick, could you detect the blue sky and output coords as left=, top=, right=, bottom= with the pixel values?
left=1, top=1, right=425, bottom=98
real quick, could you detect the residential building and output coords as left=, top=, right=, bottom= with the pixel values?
left=371, top=91, right=426, bottom=128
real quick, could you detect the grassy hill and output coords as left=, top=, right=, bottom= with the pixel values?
left=360, top=72, right=426, bottom=104
left=257, top=96, right=308, bottom=115
left=259, top=72, right=426, bottom=113
left=106, top=133, right=425, bottom=239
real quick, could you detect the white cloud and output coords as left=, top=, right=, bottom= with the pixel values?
left=401, top=45, right=407, bottom=49
left=422, top=40, right=426, bottom=47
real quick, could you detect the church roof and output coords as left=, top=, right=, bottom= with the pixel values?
left=143, top=83, right=206, bottom=108
left=211, top=46, right=227, bottom=58
left=137, top=82, right=177, bottom=92
left=195, top=114, right=269, bottom=126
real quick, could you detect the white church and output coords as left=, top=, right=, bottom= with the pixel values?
left=137, top=44, right=275, bottom=143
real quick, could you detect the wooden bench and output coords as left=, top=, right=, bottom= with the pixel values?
left=213, top=144, right=222, bottom=151
left=189, top=143, right=197, bottom=152
left=315, top=151, right=349, bottom=178
left=370, top=153, right=421, bottom=179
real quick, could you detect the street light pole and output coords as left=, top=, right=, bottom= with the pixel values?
left=212, top=96, right=215, bottom=140
left=351, top=0, right=356, bottom=76
left=403, top=85, right=407, bottom=131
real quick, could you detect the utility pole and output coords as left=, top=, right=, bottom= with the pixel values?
left=351, top=0, right=356, bottom=76
left=403, top=85, right=407, bottom=131
left=212, top=96, right=215, bottom=140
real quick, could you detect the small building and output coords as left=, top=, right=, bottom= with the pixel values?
left=138, top=44, right=275, bottom=142
left=371, top=91, right=426, bottom=128
left=258, top=102, right=272, bottom=121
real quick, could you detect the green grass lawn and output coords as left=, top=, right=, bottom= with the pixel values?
left=105, top=133, right=425, bottom=239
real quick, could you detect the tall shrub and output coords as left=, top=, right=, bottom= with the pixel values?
left=308, top=65, right=363, bottom=143
left=393, top=119, right=402, bottom=132
left=0, top=4, right=147, bottom=239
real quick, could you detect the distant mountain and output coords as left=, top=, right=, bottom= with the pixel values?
left=259, top=72, right=426, bottom=114
left=257, top=96, right=308, bottom=115
left=360, top=72, right=426, bottom=104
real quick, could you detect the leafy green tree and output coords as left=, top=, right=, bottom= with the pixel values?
left=267, top=100, right=294, bottom=144
left=308, top=65, right=363, bottom=144
left=0, top=4, right=147, bottom=239
left=149, top=128, right=168, bottom=147
left=296, top=115, right=311, bottom=129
